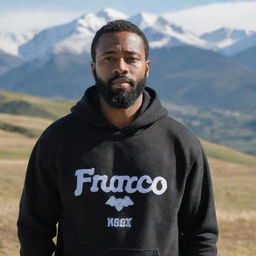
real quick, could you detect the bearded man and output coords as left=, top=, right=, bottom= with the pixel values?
left=18, top=20, right=218, bottom=256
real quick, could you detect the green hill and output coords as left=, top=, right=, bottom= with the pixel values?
left=0, top=90, right=74, bottom=120
left=1, top=89, right=256, bottom=166
left=1, top=112, right=256, bottom=167
left=1, top=100, right=256, bottom=255
left=201, top=140, right=256, bottom=167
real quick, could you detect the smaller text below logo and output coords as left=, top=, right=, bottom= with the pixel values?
left=107, top=217, right=132, bottom=228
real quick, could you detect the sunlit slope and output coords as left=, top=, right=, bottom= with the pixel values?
left=0, top=113, right=52, bottom=159
left=201, top=140, right=256, bottom=167
left=0, top=89, right=255, bottom=165
left=0, top=90, right=74, bottom=119
left=0, top=111, right=256, bottom=167
left=0, top=112, right=255, bottom=255
left=0, top=90, right=73, bottom=158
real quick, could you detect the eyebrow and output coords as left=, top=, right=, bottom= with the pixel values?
left=100, top=50, right=141, bottom=56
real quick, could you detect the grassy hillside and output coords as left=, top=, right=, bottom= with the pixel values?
left=1, top=158, right=255, bottom=256
left=2, top=89, right=256, bottom=157
left=0, top=112, right=255, bottom=255
left=0, top=113, right=52, bottom=159
left=201, top=140, right=256, bottom=167
left=0, top=110, right=256, bottom=166
left=163, top=101, right=256, bottom=156
left=0, top=90, right=74, bottom=120
left=209, top=158, right=256, bottom=256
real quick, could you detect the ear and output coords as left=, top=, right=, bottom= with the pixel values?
left=145, top=60, right=150, bottom=78
left=91, top=61, right=96, bottom=78
left=91, top=61, right=95, bottom=73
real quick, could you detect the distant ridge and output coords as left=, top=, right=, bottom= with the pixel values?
left=201, top=140, right=256, bottom=167
left=0, top=89, right=255, bottom=157
left=0, top=90, right=74, bottom=120
left=1, top=108, right=255, bottom=167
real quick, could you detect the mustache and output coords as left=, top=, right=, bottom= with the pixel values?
left=108, top=74, right=133, bottom=85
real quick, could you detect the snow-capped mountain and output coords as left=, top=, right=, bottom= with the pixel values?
left=220, top=33, right=256, bottom=56
left=1, top=3, right=256, bottom=61
left=128, top=12, right=158, bottom=29
left=0, top=30, right=37, bottom=56
left=96, top=8, right=128, bottom=21
left=129, top=14, right=213, bottom=49
left=1, top=7, right=256, bottom=121
left=17, top=8, right=214, bottom=62
left=201, top=28, right=255, bottom=49
left=19, top=9, right=128, bottom=61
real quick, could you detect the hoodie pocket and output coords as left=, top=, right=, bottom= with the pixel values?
left=83, top=248, right=160, bottom=256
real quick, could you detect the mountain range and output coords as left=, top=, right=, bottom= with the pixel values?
left=0, top=7, right=255, bottom=112
left=0, top=4, right=255, bottom=156
left=1, top=6, right=256, bottom=61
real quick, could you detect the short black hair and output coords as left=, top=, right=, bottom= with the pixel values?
left=91, top=20, right=149, bottom=62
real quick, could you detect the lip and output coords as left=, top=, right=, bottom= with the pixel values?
left=111, top=78, right=131, bottom=84
left=111, top=78, right=132, bottom=88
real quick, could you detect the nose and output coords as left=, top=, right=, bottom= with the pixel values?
left=113, top=58, right=128, bottom=75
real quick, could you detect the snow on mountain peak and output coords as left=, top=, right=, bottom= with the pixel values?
left=201, top=27, right=256, bottom=49
left=0, top=30, right=37, bottom=56
left=17, top=8, right=212, bottom=60
left=18, top=8, right=131, bottom=60
left=128, top=12, right=158, bottom=29
left=220, top=32, right=256, bottom=56
left=3, top=4, right=255, bottom=61
left=19, top=21, right=79, bottom=61
left=96, top=8, right=128, bottom=21
left=75, top=13, right=105, bottom=33
left=54, top=10, right=128, bottom=56
left=155, top=16, right=184, bottom=34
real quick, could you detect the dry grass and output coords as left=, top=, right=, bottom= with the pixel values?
left=0, top=157, right=255, bottom=256
left=0, top=112, right=255, bottom=255
left=0, top=113, right=51, bottom=160
left=0, top=113, right=52, bottom=131
left=0, top=160, right=27, bottom=256
left=209, top=158, right=256, bottom=211
left=209, top=158, right=256, bottom=256
left=202, top=140, right=256, bottom=167
left=0, top=130, right=36, bottom=159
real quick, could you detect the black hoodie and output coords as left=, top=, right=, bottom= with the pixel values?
left=18, top=86, right=218, bottom=256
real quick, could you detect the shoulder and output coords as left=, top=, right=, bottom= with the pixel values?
left=42, top=113, right=75, bottom=135
left=161, top=115, right=203, bottom=158
left=37, top=113, right=80, bottom=147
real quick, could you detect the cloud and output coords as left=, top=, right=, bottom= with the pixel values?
left=164, top=1, right=256, bottom=34
left=2, top=1, right=256, bottom=35
left=0, top=9, right=83, bottom=33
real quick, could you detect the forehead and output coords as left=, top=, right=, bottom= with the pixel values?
left=96, top=31, right=145, bottom=57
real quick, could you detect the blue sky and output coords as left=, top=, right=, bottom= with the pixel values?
left=0, top=0, right=248, bottom=13
left=0, top=0, right=254, bottom=33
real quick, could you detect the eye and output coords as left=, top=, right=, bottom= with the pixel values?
left=126, top=56, right=138, bottom=62
left=104, top=56, right=115, bottom=62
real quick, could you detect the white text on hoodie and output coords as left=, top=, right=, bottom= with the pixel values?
left=74, top=168, right=167, bottom=196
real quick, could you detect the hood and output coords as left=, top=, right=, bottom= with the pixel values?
left=71, top=85, right=168, bottom=134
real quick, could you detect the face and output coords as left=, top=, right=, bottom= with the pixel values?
left=91, top=31, right=150, bottom=108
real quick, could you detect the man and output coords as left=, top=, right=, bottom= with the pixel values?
left=18, top=20, right=218, bottom=256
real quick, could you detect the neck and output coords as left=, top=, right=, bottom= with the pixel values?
left=99, top=94, right=143, bottom=129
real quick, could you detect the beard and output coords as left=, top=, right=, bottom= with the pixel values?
left=94, top=71, right=147, bottom=109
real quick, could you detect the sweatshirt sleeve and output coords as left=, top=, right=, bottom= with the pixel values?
left=17, top=138, right=61, bottom=256
left=178, top=146, right=218, bottom=256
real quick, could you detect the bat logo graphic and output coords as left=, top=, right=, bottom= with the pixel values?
left=106, top=196, right=134, bottom=212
